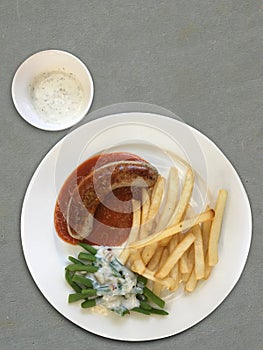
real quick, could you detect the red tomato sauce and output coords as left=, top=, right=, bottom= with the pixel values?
left=54, top=152, right=143, bottom=246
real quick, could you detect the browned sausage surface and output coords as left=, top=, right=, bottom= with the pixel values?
left=67, top=160, right=158, bottom=240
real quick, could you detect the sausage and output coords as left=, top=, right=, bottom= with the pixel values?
left=66, top=160, right=158, bottom=240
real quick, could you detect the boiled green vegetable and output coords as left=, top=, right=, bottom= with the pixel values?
left=64, top=245, right=169, bottom=317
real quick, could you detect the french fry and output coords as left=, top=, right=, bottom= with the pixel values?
left=179, top=233, right=190, bottom=274
left=208, top=189, right=228, bottom=266
left=170, top=261, right=179, bottom=279
left=119, top=199, right=141, bottom=265
left=130, top=249, right=146, bottom=275
left=143, top=175, right=165, bottom=234
left=139, top=177, right=165, bottom=263
left=127, top=199, right=141, bottom=244
left=141, top=242, right=159, bottom=265
left=152, top=281, right=164, bottom=296
left=158, top=168, right=194, bottom=247
left=181, top=272, right=191, bottom=283
left=187, top=244, right=195, bottom=272
left=192, top=224, right=205, bottom=280
left=202, top=207, right=212, bottom=255
left=169, top=262, right=180, bottom=291
left=117, top=248, right=130, bottom=265
left=168, top=235, right=180, bottom=291
left=201, top=206, right=213, bottom=280
left=147, top=245, right=164, bottom=271
left=155, top=167, right=179, bottom=232
left=179, top=251, right=190, bottom=274
left=185, top=267, right=198, bottom=292
left=168, top=167, right=194, bottom=226
left=180, top=246, right=195, bottom=284
left=142, top=176, right=165, bottom=265
left=129, top=209, right=214, bottom=249
left=139, top=188, right=151, bottom=239
left=140, top=268, right=177, bottom=290
left=204, top=253, right=212, bottom=280
left=155, top=232, right=196, bottom=279
left=126, top=254, right=134, bottom=269
left=159, top=247, right=169, bottom=266
left=168, top=234, right=178, bottom=253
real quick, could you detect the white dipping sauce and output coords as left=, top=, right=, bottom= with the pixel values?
left=29, top=70, right=85, bottom=124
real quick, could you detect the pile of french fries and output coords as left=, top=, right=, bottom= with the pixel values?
left=118, top=165, right=228, bottom=296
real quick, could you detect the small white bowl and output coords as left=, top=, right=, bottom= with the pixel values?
left=11, top=50, right=94, bottom=131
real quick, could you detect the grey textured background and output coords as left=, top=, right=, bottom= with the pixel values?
left=1, top=1, right=262, bottom=349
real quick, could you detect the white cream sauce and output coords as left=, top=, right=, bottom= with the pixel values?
left=80, top=247, right=141, bottom=314
left=29, top=70, right=85, bottom=124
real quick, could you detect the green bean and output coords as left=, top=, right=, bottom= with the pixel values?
left=132, top=307, right=151, bottom=315
left=143, top=286, right=165, bottom=309
left=139, top=301, right=169, bottom=315
left=93, top=285, right=113, bottom=295
left=78, top=252, right=97, bottom=262
left=150, top=308, right=169, bottom=316
left=137, top=274, right=148, bottom=285
left=81, top=299, right=97, bottom=308
left=71, top=275, right=93, bottom=288
left=120, top=309, right=130, bottom=316
left=136, top=293, right=148, bottom=302
left=68, top=292, right=96, bottom=303
left=68, top=256, right=84, bottom=265
left=78, top=242, right=97, bottom=255
left=139, top=301, right=152, bottom=311
left=111, top=306, right=130, bottom=316
left=65, top=270, right=82, bottom=293
left=66, top=264, right=98, bottom=273
left=81, top=288, right=97, bottom=297
left=109, top=263, right=122, bottom=278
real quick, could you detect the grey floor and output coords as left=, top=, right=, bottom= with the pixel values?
left=1, top=1, right=262, bottom=349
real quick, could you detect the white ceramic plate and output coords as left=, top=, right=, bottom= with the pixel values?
left=21, top=113, right=252, bottom=341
